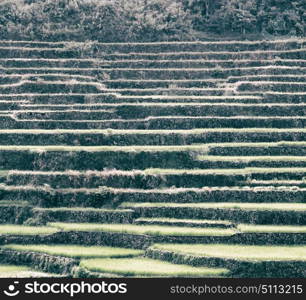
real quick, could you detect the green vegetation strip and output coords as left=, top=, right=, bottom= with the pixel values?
left=5, top=167, right=306, bottom=177
left=0, top=225, right=58, bottom=235
left=238, top=224, right=306, bottom=233
left=0, top=265, right=57, bottom=278
left=0, top=200, right=29, bottom=206
left=33, top=207, right=133, bottom=213
left=1, top=128, right=306, bottom=134
left=120, top=202, right=306, bottom=211
left=143, top=168, right=306, bottom=175
left=49, top=223, right=236, bottom=236
left=197, top=156, right=306, bottom=162
left=80, top=257, right=229, bottom=277
left=0, top=142, right=304, bottom=152
left=149, top=244, right=306, bottom=262
left=0, top=265, right=30, bottom=273
left=135, top=218, right=232, bottom=226
left=2, top=244, right=143, bottom=259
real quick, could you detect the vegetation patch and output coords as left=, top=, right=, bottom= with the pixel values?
left=0, top=225, right=58, bottom=235
left=80, top=257, right=229, bottom=277
left=148, top=244, right=306, bottom=262
left=238, top=224, right=306, bottom=233
left=2, top=244, right=143, bottom=259
left=121, top=202, right=306, bottom=211
left=49, top=223, right=236, bottom=237
left=134, top=218, right=234, bottom=228
left=0, top=264, right=57, bottom=278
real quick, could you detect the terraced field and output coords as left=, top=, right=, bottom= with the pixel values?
left=0, top=39, right=305, bottom=278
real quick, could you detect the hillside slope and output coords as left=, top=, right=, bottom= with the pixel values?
left=0, top=39, right=305, bottom=277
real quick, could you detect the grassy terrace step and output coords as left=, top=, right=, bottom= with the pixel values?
left=264, top=92, right=306, bottom=103
left=1, top=222, right=305, bottom=247
left=13, top=110, right=117, bottom=121
left=20, top=103, right=304, bottom=112
left=0, top=41, right=67, bottom=48
left=0, top=75, right=99, bottom=82
left=31, top=207, right=135, bottom=224
left=76, top=39, right=306, bottom=52
left=80, top=257, right=229, bottom=277
left=1, top=146, right=306, bottom=170
left=0, top=129, right=306, bottom=145
left=4, top=78, right=220, bottom=89
left=3, top=59, right=305, bottom=69
left=0, top=48, right=78, bottom=59
left=0, top=128, right=306, bottom=146
left=0, top=264, right=57, bottom=278
left=49, top=222, right=236, bottom=237
left=1, top=185, right=306, bottom=208
left=2, top=244, right=143, bottom=259
left=0, top=102, right=22, bottom=110
left=120, top=202, right=306, bottom=225
left=88, top=49, right=306, bottom=60
left=237, top=224, right=306, bottom=233
left=0, top=94, right=270, bottom=104
left=146, top=244, right=306, bottom=277
left=4, top=168, right=306, bottom=189
left=49, top=222, right=306, bottom=245
left=247, top=180, right=306, bottom=187
left=0, top=141, right=304, bottom=153
left=0, top=225, right=58, bottom=235
left=0, top=248, right=77, bottom=276
left=0, top=46, right=305, bottom=59
left=229, top=74, right=306, bottom=83
left=237, top=82, right=306, bottom=93
left=8, top=103, right=306, bottom=119
left=0, top=201, right=31, bottom=224
left=196, top=156, right=306, bottom=168
left=134, top=218, right=234, bottom=228
left=72, top=88, right=226, bottom=97
left=1, top=66, right=305, bottom=79
left=2, top=116, right=306, bottom=130
left=25, top=97, right=278, bottom=106
left=0, top=82, right=104, bottom=94
left=2, top=39, right=305, bottom=51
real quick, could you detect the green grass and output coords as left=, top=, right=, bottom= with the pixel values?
left=136, top=218, right=232, bottom=226
left=143, top=167, right=306, bottom=175
left=0, top=141, right=304, bottom=152
left=2, top=244, right=143, bottom=258
left=0, top=265, right=30, bottom=273
left=0, top=200, right=29, bottom=206
left=5, top=168, right=306, bottom=178
left=238, top=224, right=306, bottom=233
left=0, top=264, right=58, bottom=278
left=49, top=223, right=236, bottom=236
left=80, top=257, right=229, bottom=277
left=33, top=207, right=133, bottom=213
left=1, top=128, right=306, bottom=134
left=0, top=170, right=8, bottom=177
left=0, top=225, right=58, bottom=235
left=197, top=156, right=306, bottom=162
left=120, top=202, right=306, bottom=211
left=150, top=244, right=306, bottom=262
left=0, top=145, right=208, bottom=153
left=1, top=184, right=305, bottom=195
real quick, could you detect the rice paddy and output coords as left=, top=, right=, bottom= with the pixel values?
left=0, top=38, right=305, bottom=277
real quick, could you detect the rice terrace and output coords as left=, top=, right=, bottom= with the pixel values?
left=0, top=38, right=305, bottom=278
left=0, top=0, right=305, bottom=279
